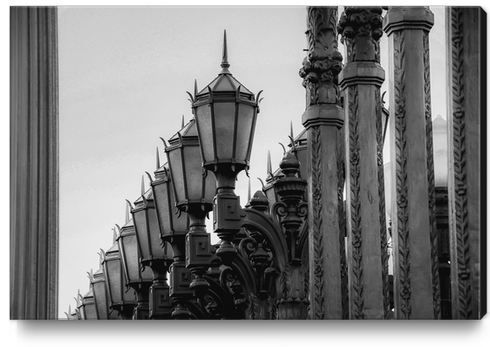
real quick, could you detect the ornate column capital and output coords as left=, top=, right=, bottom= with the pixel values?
left=299, top=7, right=343, bottom=109
left=338, top=7, right=384, bottom=63
left=383, top=7, right=434, bottom=35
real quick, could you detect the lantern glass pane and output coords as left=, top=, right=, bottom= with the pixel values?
left=121, top=232, right=140, bottom=282
left=168, top=148, right=185, bottom=204
left=106, top=259, right=122, bottom=303
left=153, top=183, right=172, bottom=236
left=134, top=209, right=150, bottom=260
left=169, top=180, right=189, bottom=233
left=93, top=281, right=108, bottom=319
left=183, top=145, right=205, bottom=201
left=148, top=207, right=165, bottom=258
left=195, top=105, right=214, bottom=163
left=84, top=303, right=97, bottom=319
left=213, top=102, right=236, bottom=160
left=235, top=104, right=255, bottom=163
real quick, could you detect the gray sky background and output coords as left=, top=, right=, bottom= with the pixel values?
left=57, top=5, right=450, bottom=319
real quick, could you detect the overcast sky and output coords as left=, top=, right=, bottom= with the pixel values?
left=57, top=5, right=449, bottom=320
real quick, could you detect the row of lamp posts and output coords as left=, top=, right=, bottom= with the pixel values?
left=67, top=31, right=263, bottom=320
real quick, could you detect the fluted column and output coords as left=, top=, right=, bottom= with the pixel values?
left=383, top=7, right=441, bottom=319
left=10, top=7, right=59, bottom=319
left=300, top=6, right=347, bottom=319
left=338, top=7, right=390, bottom=319
left=446, top=7, right=483, bottom=320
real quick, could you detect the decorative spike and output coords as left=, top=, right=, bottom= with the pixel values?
left=75, top=289, right=81, bottom=307
left=290, top=121, right=294, bottom=140
left=278, top=142, right=286, bottom=155
left=256, top=90, right=264, bottom=105
left=99, top=249, right=106, bottom=268
left=145, top=171, right=153, bottom=184
left=98, top=251, right=104, bottom=267
left=159, top=137, right=168, bottom=149
left=267, top=150, right=272, bottom=176
left=125, top=199, right=133, bottom=211
left=156, top=147, right=160, bottom=170
left=288, top=135, right=296, bottom=152
left=221, top=30, right=230, bottom=72
left=257, top=177, right=265, bottom=189
left=247, top=177, right=251, bottom=202
left=112, top=227, right=117, bottom=244
left=141, top=175, right=145, bottom=196
left=194, top=79, right=198, bottom=98
left=181, top=115, right=185, bottom=128
left=125, top=200, right=130, bottom=223
left=186, top=91, right=194, bottom=104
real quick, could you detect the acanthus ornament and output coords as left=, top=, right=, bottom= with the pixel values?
left=300, top=7, right=343, bottom=106
left=338, top=7, right=384, bottom=63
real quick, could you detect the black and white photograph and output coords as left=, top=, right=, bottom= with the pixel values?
left=7, top=2, right=487, bottom=346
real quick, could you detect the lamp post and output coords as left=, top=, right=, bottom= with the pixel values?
left=149, top=159, right=191, bottom=319
left=116, top=217, right=155, bottom=320
left=102, top=241, right=137, bottom=319
left=164, top=119, right=216, bottom=317
left=191, top=31, right=261, bottom=265
left=78, top=289, right=96, bottom=320
left=87, top=258, right=120, bottom=320
left=128, top=177, right=173, bottom=319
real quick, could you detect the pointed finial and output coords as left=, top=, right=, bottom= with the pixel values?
left=221, top=30, right=230, bottom=73
left=290, top=121, right=294, bottom=140
left=125, top=200, right=130, bottom=223
left=194, top=79, right=198, bottom=98
left=141, top=175, right=145, bottom=196
left=248, top=177, right=251, bottom=202
left=278, top=142, right=286, bottom=155
left=267, top=150, right=272, bottom=176
left=181, top=115, right=185, bottom=129
left=98, top=250, right=104, bottom=267
left=156, top=147, right=160, bottom=170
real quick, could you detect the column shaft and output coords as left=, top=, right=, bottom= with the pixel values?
left=383, top=7, right=441, bottom=319
left=10, top=7, right=59, bottom=320
left=447, top=7, right=484, bottom=320
left=339, top=7, right=390, bottom=320
left=300, top=6, right=347, bottom=320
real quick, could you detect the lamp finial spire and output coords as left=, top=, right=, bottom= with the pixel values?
left=221, top=30, right=230, bottom=73
left=141, top=175, right=145, bottom=196
left=267, top=150, right=272, bottom=177
left=156, top=147, right=160, bottom=170
left=248, top=177, right=251, bottom=202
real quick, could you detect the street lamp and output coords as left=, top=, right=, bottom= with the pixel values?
left=87, top=257, right=120, bottom=320
left=191, top=31, right=261, bottom=265
left=102, top=241, right=137, bottom=319
left=128, top=181, right=175, bottom=320
left=116, top=217, right=154, bottom=319
left=149, top=159, right=192, bottom=318
left=164, top=119, right=217, bottom=312
left=78, top=289, right=96, bottom=320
